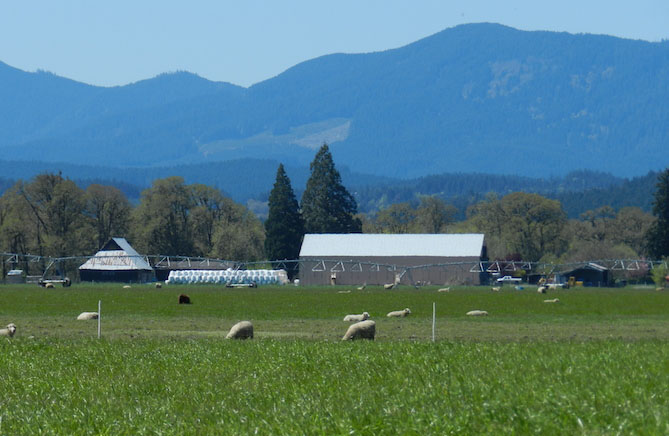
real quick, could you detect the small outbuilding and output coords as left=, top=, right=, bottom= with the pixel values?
left=560, top=262, right=611, bottom=287
left=79, top=238, right=154, bottom=283
left=299, top=233, right=487, bottom=286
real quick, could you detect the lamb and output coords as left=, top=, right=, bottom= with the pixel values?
left=155, top=282, right=163, bottom=289
left=543, top=298, right=560, bottom=303
left=0, top=323, right=16, bottom=338
left=386, top=308, right=411, bottom=318
left=466, top=310, right=489, bottom=316
left=178, top=294, right=191, bottom=304
left=537, top=286, right=547, bottom=294
left=226, top=321, right=253, bottom=339
left=342, top=320, right=376, bottom=340
left=343, top=311, right=370, bottom=322
left=491, top=286, right=501, bottom=292
left=76, top=312, right=99, bottom=320
left=438, top=287, right=450, bottom=292
left=357, top=283, right=367, bottom=291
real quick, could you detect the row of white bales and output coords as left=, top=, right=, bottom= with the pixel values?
left=166, top=269, right=289, bottom=285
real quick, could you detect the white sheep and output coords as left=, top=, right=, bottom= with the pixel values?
left=537, top=286, right=547, bottom=294
left=357, top=283, right=367, bottom=291
left=342, top=320, right=376, bottom=340
left=44, top=283, right=54, bottom=289
left=466, top=310, right=489, bottom=316
left=386, top=308, right=411, bottom=318
left=123, top=285, right=131, bottom=289
left=0, top=323, right=16, bottom=337
left=543, top=298, right=560, bottom=303
left=155, top=282, right=163, bottom=289
left=438, top=287, right=450, bottom=292
left=491, top=286, right=501, bottom=292
left=226, top=321, right=254, bottom=339
left=337, top=290, right=351, bottom=294
left=76, top=312, right=99, bottom=320
left=383, top=283, right=395, bottom=290
left=343, top=311, right=370, bottom=322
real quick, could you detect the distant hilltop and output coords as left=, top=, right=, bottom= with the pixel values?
left=1, top=23, right=668, bottom=178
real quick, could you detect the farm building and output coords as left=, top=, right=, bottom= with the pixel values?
left=79, top=238, right=154, bottom=283
left=559, top=262, right=611, bottom=287
left=299, top=233, right=487, bottom=286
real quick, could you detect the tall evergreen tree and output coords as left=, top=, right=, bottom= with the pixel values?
left=646, top=168, right=669, bottom=258
left=264, top=164, right=304, bottom=260
left=301, top=144, right=362, bottom=233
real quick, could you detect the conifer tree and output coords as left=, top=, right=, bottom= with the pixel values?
left=264, top=164, right=304, bottom=260
left=646, top=168, right=669, bottom=258
left=301, top=144, right=362, bottom=233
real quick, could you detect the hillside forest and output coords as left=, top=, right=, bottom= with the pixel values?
left=0, top=146, right=666, bottom=282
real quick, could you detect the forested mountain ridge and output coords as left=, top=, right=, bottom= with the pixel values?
left=1, top=23, right=669, bottom=177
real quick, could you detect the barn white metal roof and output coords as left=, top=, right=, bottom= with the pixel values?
left=299, top=234, right=485, bottom=258
left=79, top=237, right=153, bottom=271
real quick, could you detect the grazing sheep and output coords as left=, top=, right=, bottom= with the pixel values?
left=386, top=308, right=411, bottom=318
left=178, top=294, right=191, bottom=304
left=537, top=286, right=547, bottom=294
left=383, top=283, right=395, bottom=290
left=466, top=310, right=489, bottom=316
left=343, top=312, right=370, bottom=322
left=438, top=287, right=450, bottom=292
left=226, top=321, right=253, bottom=339
left=543, top=298, right=560, bottom=303
left=155, top=282, right=163, bottom=289
left=0, top=323, right=16, bottom=338
left=342, top=320, right=376, bottom=341
left=44, top=283, right=55, bottom=289
left=76, top=312, right=99, bottom=320
left=491, top=286, right=501, bottom=292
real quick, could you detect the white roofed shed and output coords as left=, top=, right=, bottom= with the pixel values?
left=299, top=233, right=486, bottom=286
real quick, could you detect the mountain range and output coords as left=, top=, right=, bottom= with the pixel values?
left=2, top=23, right=669, bottom=179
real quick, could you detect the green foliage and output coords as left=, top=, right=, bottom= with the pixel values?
left=646, top=168, right=669, bottom=258
left=84, top=184, right=131, bottom=249
left=468, top=192, right=567, bottom=261
left=264, top=164, right=304, bottom=261
left=650, top=263, right=668, bottom=288
left=301, top=144, right=361, bottom=233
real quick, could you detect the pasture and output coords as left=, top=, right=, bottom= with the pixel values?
left=1, top=284, right=668, bottom=434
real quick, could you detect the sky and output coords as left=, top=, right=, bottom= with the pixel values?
left=1, top=1, right=668, bottom=88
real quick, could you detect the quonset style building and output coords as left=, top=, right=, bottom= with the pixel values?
left=79, top=238, right=154, bottom=283
left=299, top=233, right=487, bottom=286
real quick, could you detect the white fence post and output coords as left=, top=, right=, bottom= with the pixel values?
left=432, top=302, right=436, bottom=342
left=98, top=300, right=101, bottom=339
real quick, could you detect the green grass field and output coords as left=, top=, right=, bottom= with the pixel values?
left=1, top=284, right=668, bottom=434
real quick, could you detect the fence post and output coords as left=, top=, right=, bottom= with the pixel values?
left=98, top=300, right=101, bottom=339
left=432, top=302, right=436, bottom=342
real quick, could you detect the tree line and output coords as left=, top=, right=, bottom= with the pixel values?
left=1, top=146, right=667, bottom=276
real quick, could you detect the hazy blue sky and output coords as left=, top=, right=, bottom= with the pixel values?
left=1, top=1, right=667, bottom=87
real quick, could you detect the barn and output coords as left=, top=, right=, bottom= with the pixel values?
left=559, top=262, right=611, bottom=287
left=79, top=238, right=154, bottom=283
left=299, top=233, right=487, bottom=286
